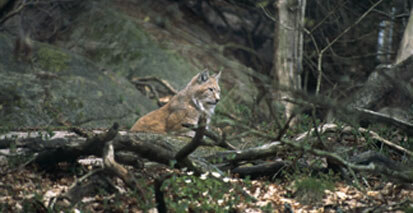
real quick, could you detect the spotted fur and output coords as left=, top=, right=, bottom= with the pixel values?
left=130, top=70, right=221, bottom=135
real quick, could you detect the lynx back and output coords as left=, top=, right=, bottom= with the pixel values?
left=130, top=70, right=221, bottom=135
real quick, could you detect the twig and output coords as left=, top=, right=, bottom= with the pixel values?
left=232, top=122, right=413, bottom=182
left=310, top=105, right=326, bottom=148
left=0, top=0, right=77, bottom=25
left=347, top=165, right=363, bottom=191
left=183, top=124, right=237, bottom=150
left=316, top=0, right=384, bottom=94
left=0, top=153, right=38, bottom=175
left=310, top=1, right=347, bottom=33
left=275, top=111, right=296, bottom=141
left=218, top=132, right=236, bottom=150
left=357, top=127, right=413, bottom=157
left=78, top=168, right=105, bottom=184
left=0, top=1, right=27, bottom=25
left=295, top=123, right=413, bottom=157
left=49, top=168, right=105, bottom=209
left=259, top=4, right=275, bottom=22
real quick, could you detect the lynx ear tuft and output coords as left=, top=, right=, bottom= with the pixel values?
left=197, top=70, right=210, bottom=83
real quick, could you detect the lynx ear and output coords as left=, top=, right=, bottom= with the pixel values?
left=197, top=70, right=210, bottom=83
left=213, top=71, right=222, bottom=81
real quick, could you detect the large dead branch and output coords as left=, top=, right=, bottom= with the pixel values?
left=295, top=123, right=413, bottom=157
left=206, top=141, right=281, bottom=164
left=232, top=161, right=286, bottom=178
left=184, top=125, right=237, bottom=150
left=0, top=128, right=219, bottom=174
left=354, top=107, right=413, bottom=136
left=102, top=142, right=146, bottom=200
left=32, top=123, right=119, bottom=168
left=230, top=122, right=413, bottom=182
left=115, top=133, right=177, bottom=166
left=286, top=91, right=413, bottom=136
left=2, top=119, right=412, bottom=183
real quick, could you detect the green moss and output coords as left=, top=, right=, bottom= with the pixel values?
left=36, top=47, right=70, bottom=72
left=76, top=10, right=147, bottom=66
left=404, top=207, right=413, bottom=213
left=68, top=6, right=197, bottom=87
left=163, top=173, right=247, bottom=212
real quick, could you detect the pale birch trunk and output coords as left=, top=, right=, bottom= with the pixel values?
left=273, top=0, right=306, bottom=120
left=396, top=9, right=413, bottom=64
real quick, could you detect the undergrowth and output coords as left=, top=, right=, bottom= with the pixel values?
left=161, top=172, right=251, bottom=212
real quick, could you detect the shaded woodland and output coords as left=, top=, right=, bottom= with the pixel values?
left=1, top=0, right=413, bottom=212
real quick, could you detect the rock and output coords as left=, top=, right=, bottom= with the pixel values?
left=0, top=0, right=260, bottom=130
left=60, top=2, right=198, bottom=90
left=59, top=1, right=258, bottom=111
left=0, top=33, right=156, bottom=129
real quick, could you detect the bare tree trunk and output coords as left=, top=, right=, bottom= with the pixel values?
left=376, top=10, right=395, bottom=64
left=396, top=9, right=413, bottom=64
left=273, top=0, right=306, bottom=120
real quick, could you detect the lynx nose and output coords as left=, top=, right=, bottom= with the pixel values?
left=215, top=98, right=220, bottom=103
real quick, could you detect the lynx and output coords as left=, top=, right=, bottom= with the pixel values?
left=130, top=70, right=221, bottom=135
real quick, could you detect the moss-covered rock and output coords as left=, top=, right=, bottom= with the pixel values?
left=0, top=33, right=156, bottom=129
left=62, top=2, right=198, bottom=90
left=0, top=0, right=259, bottom=130
left=36, top=47, right=70, bottom=73
left=59, top=1, right=258, bottom=120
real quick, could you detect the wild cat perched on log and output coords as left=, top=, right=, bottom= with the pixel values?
left=130, top=70, right=221, bottom=135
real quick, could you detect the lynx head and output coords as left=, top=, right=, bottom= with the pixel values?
left=188, top=69, right=222, bottom=115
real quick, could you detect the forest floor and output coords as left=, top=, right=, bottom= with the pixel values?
left=1, top=154, right=412, bottom=212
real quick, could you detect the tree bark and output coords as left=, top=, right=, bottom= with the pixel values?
left=2, top=127, right=412, bottom=182
left=273, top=0, right=306, bottom=119
left=396, top=8, right=413, bottom=64
left=232, top=161, right=286, bottom=178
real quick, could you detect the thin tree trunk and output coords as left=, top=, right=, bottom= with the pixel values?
left=396, top=9, right=413, bottom=64
left=273, top=0, right=306, bottom=120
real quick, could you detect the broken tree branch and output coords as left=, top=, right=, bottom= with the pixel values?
left=184, top=124, right=237, bottom=150
left=295, top=123, right=413, bottom=157
left=131, top=76, right=178, bottom=95
left=206, top=141, right=281, bottom=164
left=232, top=161, right=286, bottom=178
left=33, top=123, right=119, bottom=168
left=175, top=114, right=207, bottom=162
left=231, top=122, right=413, bottom=182
left=355, top=107, right=413, bottom=136
left=103, top=141, right=146, bottom=200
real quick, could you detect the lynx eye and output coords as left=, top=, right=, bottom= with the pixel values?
left=208, top=88, right=214, bottom=92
